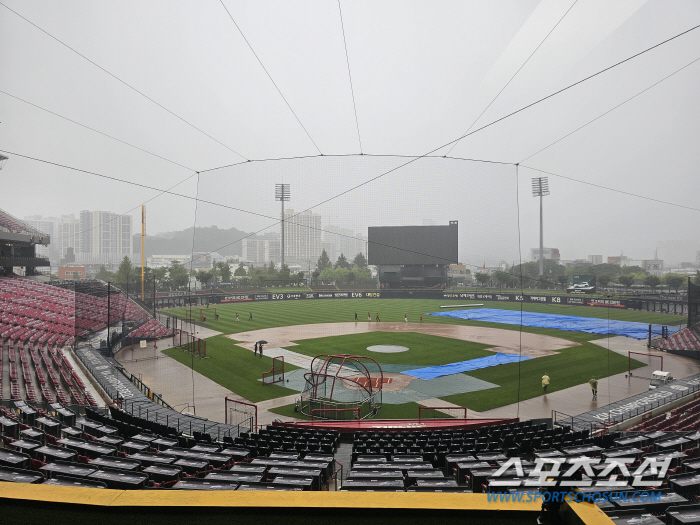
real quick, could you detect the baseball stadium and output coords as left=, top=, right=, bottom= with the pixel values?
left=2, top=3, right=700, bottom=525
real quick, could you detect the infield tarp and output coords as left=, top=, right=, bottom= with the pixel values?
left=430, top=308, right=678, bottom=339
left=402, top=352, right=532, bottom=380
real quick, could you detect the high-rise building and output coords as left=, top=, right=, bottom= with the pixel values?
left=23, top=215, right=59, bottom=262
left=588, top=255, right=603, bottom=265
left=58, top=215, right=81, bottom=261
left=242, top=236, right=281, bottom=265
left=656, top=241, right=700, bottom=268
left=78, top=210, right=133, bottom=264
left=283, top=209, right=321, bottom=264
left=531, top=247, right=560, bottom=263
left=323, top=224, right=367, bottom=264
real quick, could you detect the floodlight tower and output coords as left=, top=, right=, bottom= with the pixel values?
left=275, top=184, right=290, bottom=267
left=531, top=177, right=550, bottom=276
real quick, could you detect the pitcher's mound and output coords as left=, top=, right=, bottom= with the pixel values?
left=367, top=344, right=409, bottom=353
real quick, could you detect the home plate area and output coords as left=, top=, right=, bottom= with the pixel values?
left=263, top=350, right=501, bottom=404
left=352, top=376, right=393, bottom=389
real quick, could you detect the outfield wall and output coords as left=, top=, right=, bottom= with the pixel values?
left=153, top=289, right=687, bottom=315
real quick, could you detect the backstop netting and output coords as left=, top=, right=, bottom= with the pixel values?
left=56, top=279, right=150, bottom=348
left=225, top=397, right=257, bottom=432
left=690, top=280, right=700, bottom=332
left=262, top=356, right=284, bottom=385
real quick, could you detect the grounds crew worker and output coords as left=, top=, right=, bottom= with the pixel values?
left=542, top=373, right=550, bottom=394
left=589, top=377, right=598, bottom=398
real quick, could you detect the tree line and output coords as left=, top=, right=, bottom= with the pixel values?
left=472, top=259, right=699, bottom=293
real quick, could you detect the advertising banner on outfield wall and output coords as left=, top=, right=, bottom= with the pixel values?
left=211, top=289, right=630, bottom=308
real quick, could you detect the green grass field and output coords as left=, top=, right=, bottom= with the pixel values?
left=162, top=298, right=675, bottom=417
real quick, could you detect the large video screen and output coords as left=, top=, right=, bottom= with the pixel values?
left=368, top=224, right=458, bottom=265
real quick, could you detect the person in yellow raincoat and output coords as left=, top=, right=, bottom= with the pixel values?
left=542, top=373, right=550, bottom=393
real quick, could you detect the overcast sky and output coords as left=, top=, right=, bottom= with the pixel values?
left=2, top=0, right=699, bottom=267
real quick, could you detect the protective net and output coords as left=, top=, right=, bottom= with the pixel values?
left=300, top=354, right=383, bottom=420
left=225, top=397, right=256, bottom=432
left=628, top=351, right=664, bottom=380
left=418, top=406, right=468, bottom=420
left=262, top=356, right=285, bottom=385
left=689, top=280, right=700, bottom=331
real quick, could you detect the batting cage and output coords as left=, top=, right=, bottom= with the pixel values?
left=300, top=354, right=383, bottom=420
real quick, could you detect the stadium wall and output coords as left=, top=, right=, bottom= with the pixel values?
left=152, top=289, right=688, bottom=314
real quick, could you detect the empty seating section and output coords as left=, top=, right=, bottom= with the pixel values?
left=0, top=276, right=149, bottom=345
left=658, top=328, right=700, bottom=353
left=129, top=318, right=172, bottom=340
left=0, top=277, right=161, bottom=406
left=0, top=401, right=339, bottom=491
left=629, top=397, right=700, bottom=433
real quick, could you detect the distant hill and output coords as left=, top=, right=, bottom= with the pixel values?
left=134, top=225, right=253, bottom=258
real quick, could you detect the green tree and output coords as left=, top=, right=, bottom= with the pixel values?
left=234, top=263, right=247, bottom=277
left=694, top=271, right=700, bottom=286
left=335, top=253, right=351, bottom=270
left=195, top=269, right=213, bottom=286
left=152, top=267, right=169, bottom=290
left=296, top=271, right=305, bottom=281
left=493, top=271, right=511, bottom=289
left=664, top=273, right=686, bottom=293
left=475, top=272, right=490, bottom=287
left=279, top=264, right=291, bottom=280
left=618, top=275, right=635, bottom=291
left=317, top=249, right=332, bottom=272
left=115, top=256, right=136, bottom=289
left=96, top=264, right=113, bottom=282
left=644, top=275, right=661, bottom=292
left=598, top=274, right=612, bottom=289
left=169, top=260, right=189, bottom=290
left=319, top=267, right=336, bottom=283
left=267, top=261, right=277, bottom=277
left=214, top=261, right=232, bottom=282
left=621, top=265, right=645, bottom=275
left=352, top=252, right=367, bottom=268
left=556, top=275, right=568, bottom=290
left=334, top=267, right=350, bottom=285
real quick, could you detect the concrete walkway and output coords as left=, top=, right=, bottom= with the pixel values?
left=115, top=334, right=304, bottom=427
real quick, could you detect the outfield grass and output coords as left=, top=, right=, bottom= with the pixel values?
left=166, top=298, right=684, bottom=340
left=442, top=341, right=641, bottom=412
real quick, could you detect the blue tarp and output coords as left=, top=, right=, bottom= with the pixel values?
left=429, top=308, right=678, bottom=339
left=402, top=353, right=532, bottom=380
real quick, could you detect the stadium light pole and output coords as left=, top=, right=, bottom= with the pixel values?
left=531, top=177, right=550, bottom=276
left=275, top=184, right=290, bottom=268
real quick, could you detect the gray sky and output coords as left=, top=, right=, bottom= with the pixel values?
left=1, top=0, right=699, bottom=266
